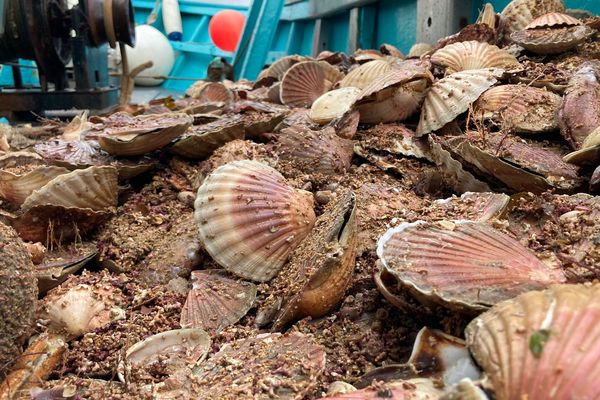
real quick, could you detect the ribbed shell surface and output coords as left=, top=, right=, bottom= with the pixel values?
left=280, top=61, right=344, bottom=107
left=309, top=87, right=361, bottom=124
left=417, top=68, right=503, bottom=136
left=501, top=0, right=565, bottom=33
left=511, top=25, right=594, bottom=55
left=465, top=284, right=600, bottom=400
left=339, top=59, right=394, bottom=90
left=431, top=41, right=519, bottom=74
left=194, top=160, right=316, bottom=282
left=524, top=12, right=582, bottom=29
left=377, top=221, right=566, bottom=311
left=0, top=166, right=69, bottom=206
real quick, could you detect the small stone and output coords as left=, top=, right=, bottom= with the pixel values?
left=327, top=381, right=357, bottom=396
left=315, top=190, right=333, bottom=205
left=178, top=191, right=196, bottom=207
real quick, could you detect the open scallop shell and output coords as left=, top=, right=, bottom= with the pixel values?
left=194, top=160, right=316, bottom=282
left=416, top=68, right=503, bottom=136
left=465, top=284, right=600, bottom=400
left=431, top=41, right=519, bottom=74
left=170, top=116, right=245, bottom=159
left=339, top=59, right=396, bottom=90
left=441, top=134, right=581, bottom=193
left=377, top=220, right=566, bottom=312
left=258, top=191, right=357, bottom=330
left=98, top=113, right=193, bottom=156
left=510, top=24, right=594, bottom=54
left=180, top=270, right=257, bottom=334
left=192, top=332, right=326, bottom=399
left=280, top=61, right=344, bottom=107
left=0, top=165, right=68, bottom=206
left=500, top=0, right=565, bottom=34
left=36, top=243, right=98, bottom=295
left=525, top=11, right=582, bottom=28
left=309, top=87, right=361, bottom=124
left=21, top=166, right=118, bottom=212
left=119, top=328, right=211, bottom=383
left=563, top=127, right=600, bottom=165
left=275, top=126, right=354, bottom=175
left=559, top=62, right=600, bottom=149
left=474, top=84, right=562, bottom=133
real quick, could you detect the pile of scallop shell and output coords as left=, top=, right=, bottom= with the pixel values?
left=1, top=0, right=600, bottom=398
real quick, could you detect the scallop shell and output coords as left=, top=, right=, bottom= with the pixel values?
left=474, top=84, right=562, bottom=133
left=37, top=243, right=97, bottom=295
left=431, top=192, right=510, bottom=222
left=417, top=68, right=504, bottom=136
left=380, top=43, right=404, bottom=58
left=339, top=59, right=395, bottom=90
left=309, top=87, right=361, bottom=124
left=431, top=41, right=519, bottom=74
left=525, top=11, right=582, bottom=29
left=0, top=166, right=69, bottom=206
left=377, top=220, right=566, bottom=312
left=408, top=43, right=433, bottom=58
left=501, top=0, right=565, bottom=33
left=465, top=284, right=600, bottom=400
left=194, top=160, right=316, bottom=282
left=280, top=61, right=344, bottom=107
left=591, top=165, right=600, bottom=192
left=476, top=3, right=497, bottom=28
left=180, top=270, right=257, bottom=333
left=258, top=55, right=307, bottom=81
left=170, top=116, right=245, bottom=159
left=35, top=139, right=110, bottom=168
left=510, top=25, right=594, bottom=54
left=98, top=113, right=193, bottom=156
left=120, top=328, right=211, bottom=383
left=563, top=127, right=600, bottom=165
left=21, top=166, right=118, bottom=212
left=194, top=82, right=234, bottom=104
left=192, top=332, right=326, bottom=399
left=352, top=49, right=383, bottom=62
left=330, top=109, right=360, bottom=139
left=320, top=379, right=442, bottom=400
left=275, top=126, right=354, bottom=175
left=559, top=62, right=600, bottom=149
left=442, top=134, right=581, bottom=193
left=258, top=191, right=357, bottom=330
left=267, top=82, right=282, bottom=103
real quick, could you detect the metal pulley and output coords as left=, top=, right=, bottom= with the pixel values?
left=85, top=0, right=135, bottom=48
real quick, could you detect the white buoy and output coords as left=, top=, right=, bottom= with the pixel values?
left=163, top=0, right=183, bottom=41
left=123, top=25, right=176, bottom=86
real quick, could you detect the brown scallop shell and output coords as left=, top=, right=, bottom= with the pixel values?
left=0, top=165, right=68, bottom=206
left=194, top=160, right=316, bottom=282
left=257, top=55, right=308, bottom=81
left=417, top=68, right=504, bottom=136
left=380, top=43, right=404, bottom=58
left=180, top=270, right=257, bottom=334
left=192, top=332, right=326, bottom=399
left=431, top=41, right=519, bottom=74
left=194, top=82, right=234, bottom=104
left=280, top=61, right=344, bottom=107
left=258, top=191, right=357, bottom=330
left=500, top=0, right=565, bottom=33
left=21, top=166, right=118, bottom=212
left=275, top=126, right=354, bottom=175
left=524, top=11, right=582, bottom=29
left=559, top=62, right=600, bottom=149
left=476, top=3, right=497, bottom=29
left=474, top=84, right=562, bottom=133
left=338, top=59, right=396, bottom=90
left=170, top=116, right=245, bottom=159
left=441, top=134, right=582, bottom=193
left=465, top=284, right=600, bottom=400
left=98, top=113, right=193, bottom=156
left=563, top=127, right=600, bottom=165
left=407, top=43, right=433, bottom=58
left=377, top=220, right=566, bottom=312
left=510, top=25, right=594, bottom=54
left=309, top=87, right=362, bottom=124
left=36, top=243, right=98, bottom=295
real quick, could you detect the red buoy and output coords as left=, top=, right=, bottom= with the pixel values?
left=208, top=10, right=246, bottom=52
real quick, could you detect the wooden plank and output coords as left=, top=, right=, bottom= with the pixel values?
left=416, top=0, right=473, bottom=45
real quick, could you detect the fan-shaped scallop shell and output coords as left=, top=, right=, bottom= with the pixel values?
left=120, top=328, right=211, bottom=382
left=465, top=284, right=600, bottom=400
left=192, top=332, right=326, bottom=399
left=21, top=166, right=118, bottom=212
left=280, top=61, right=344, bottom=107
left=474, top=84, right=562, bottom=133
left=525, top=11, right=581, bottom=29
left=195, top=82, right=234, bottom=104
left=275, top=126, right=354, bottom=175
left=260, top=191, right=357, bottom=330
left=0, top=166, right=68, bottom=206
left=194, top=160, right=316, bottom=282
left=417, top=68, right=504, bottom=136
left=339, top=59, right=395, bottom=90
left=510, top=25, right=594, bottom=54
left=34, top=139, right=109, bottom=168
left=408, top=43, right=433, bottom=58
left=170, top=116, right=245, bottom=159
left=180, top=270, right=257, bottom=334
left=258, top=55, right=307, bottom=81
left=501, top=0, right=565, bottom=33
left=377, top=220, right=566, bottom=312
left=309, top=87, right=361, bottom=124
left=476, top=3, right=497, bottom=28
left=98, top=113, right=193, bottom=156
left=431, top=41, right=519, bottom=74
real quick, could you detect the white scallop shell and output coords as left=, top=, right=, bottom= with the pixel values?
left=431, top=41, right=519, bottom=74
